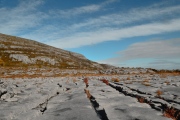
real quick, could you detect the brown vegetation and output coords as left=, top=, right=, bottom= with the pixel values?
left=137, top=97, right=145, bottom=103
left=84, top=78, right=89, bottom=87
left=0, top=59, right=5, bottom=66
left=165, top=81, right=170, bottom=85
left=111, top=78, right=120, bottom=82
left=100, top=79, right=109, bottom=85
left=156, top=90, right=163, bottom=97
left=163, top=107, right=180, bottom=120
left=84, top=89, right=92, bottom=99
left=141, top=79, right=151, bottom=86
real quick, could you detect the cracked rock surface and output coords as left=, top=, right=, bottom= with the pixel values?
left=0, top=74, right=179, bottom=120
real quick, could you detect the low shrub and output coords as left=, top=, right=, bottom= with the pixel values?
left=165, top=81, right=170, bottom=85
left=156, top=90, right=163, bottom=97
left=111, top=78, right=120, bottom=82
left=84, top=78, right=88, bottom=85
left=127, top=77, right=130, bottom=80
left=141, top=79, right=151, bottom=86
left=100, top=79, right=109, bottom=85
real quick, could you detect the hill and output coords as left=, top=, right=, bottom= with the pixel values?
left=0, top=33, right=105, bottom=70
left=1, top=33, right=178, bottom=78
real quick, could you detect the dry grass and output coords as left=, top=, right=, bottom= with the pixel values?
left=83, top=78, right=89, bottom=87
left=159, top=72, right=180, bottom=78
left=84, top=89, right=92, bottom=99
left=165, top=81, right=170, bottom=85
left=163, top=107, right=178, bottom=120
left=100, top=79, right=109, bottom=85
left=142, top=82, right=151, bottom=86
left=127, top=77, right=130, bottom=80
left=111, top=78, right=120, bottom=82
left=137, top=97, right=145, bottom=103
left=156, top=90, right=163, bottom=97
left=72, top=78, right=77, bottom=83
left=0, top=59, right=5, bottom=66
left=142, top=79, right=149, bottom=83
left=141, top=79, right=151, bottom=86
left=160, top=74, right=168, bottom=78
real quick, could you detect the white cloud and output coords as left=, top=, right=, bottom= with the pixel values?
left=47, top=18, right=180, bottom=48
left=55, top=5, right=101, bottom=18
left=0, top=0, right=118, bottom=36
left=0, top=0, right=179, bottom=69
left=1, top=0, right=180, bottom=51
left=66, top=4, right=180, bottom=31
left=0, top=0, right=46, bottom=35
left=51, top=0, right=118, bottom=18
left=99, top=39, right=180, bottom=69
left=118, top=39, right=180, bottom=60
left=24, top=2, right=180, bottom=48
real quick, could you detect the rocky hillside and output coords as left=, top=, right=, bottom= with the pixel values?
left=0, top=33, right=104, bottom=70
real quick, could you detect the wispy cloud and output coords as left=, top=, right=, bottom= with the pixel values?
left=31, top=2, right=180, bottom=48
left=0, top=0, right=180, bottom=50
left=47, top=18, right=180, bottom=48
left=50, top=0, right=118, bottom=18
left=0, top=0, right=46, bottom=35
left=0, top=0, right=179, bottom=69
left=54, top=5, right=101, bottom=18
left=99, top=39, right=180, bottom=69
left=0, top=0, right=117, bottom=36
left=65, top=4, right=180, bottom=31
left=118, top=39, right=180, bottom=60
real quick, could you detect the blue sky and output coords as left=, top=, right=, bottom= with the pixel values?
left=0, top=0, right=180, bottom=69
